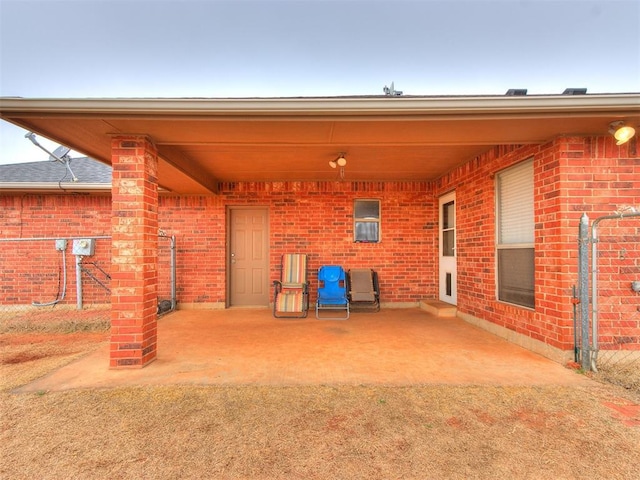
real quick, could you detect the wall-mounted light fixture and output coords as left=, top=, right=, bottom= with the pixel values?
left=609, top=121, right=636, bottom=145
left=329, top=154, right=347, bottom=179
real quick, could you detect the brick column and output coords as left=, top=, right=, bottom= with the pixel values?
left=110, top=136, right=159, bottom=368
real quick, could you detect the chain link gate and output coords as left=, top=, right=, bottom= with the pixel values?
left=0, top=234, right=176, bottom=334
left=577, top=210, right=640, bottom=392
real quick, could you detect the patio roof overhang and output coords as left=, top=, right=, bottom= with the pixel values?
left=1, top=94, right=639, bottom=194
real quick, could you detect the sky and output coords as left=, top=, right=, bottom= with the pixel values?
left=1, top=0, right=639, bottom=165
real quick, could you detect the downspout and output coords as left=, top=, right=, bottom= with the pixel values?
left=571, top=285, right=579, bottom=363
left=76, top=254, right=84, bottom=310
left=170, top=235, right=177, bottom=311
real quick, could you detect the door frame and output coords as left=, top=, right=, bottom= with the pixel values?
left=226, top=206, right=270, bottom=308
left=438, top=191, right=457, bottom=305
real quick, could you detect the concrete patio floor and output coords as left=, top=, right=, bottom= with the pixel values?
left=18, top=307, right=591, bottom=392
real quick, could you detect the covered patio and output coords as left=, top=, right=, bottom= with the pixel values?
left=2, top=94, right=638, bottom=369
left=17, top=308, right=590, bottom=392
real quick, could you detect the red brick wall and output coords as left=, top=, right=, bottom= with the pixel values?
left=1, top=183, right=436, bottom=307
left=0, top=195, right=112, bottom=305
left=594, top=215, right=640, bottom=352
left=237, top=182, right=436, bottom=304
left=158, top=182, right=436, bottom=305
left=567, top=137, right=640, bottom=352
left=1, top=135, right=637, bottom=355
left=434, top=136, right=639, bottom=351
left=157, top=195, right=226, bottom=304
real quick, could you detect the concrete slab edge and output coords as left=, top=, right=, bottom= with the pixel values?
left=177, top=302, right=226, bottom=310
left=457, top=311, right=572, bottom=364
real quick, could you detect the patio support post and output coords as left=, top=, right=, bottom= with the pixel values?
left=109, top=136, right=159, bottom=368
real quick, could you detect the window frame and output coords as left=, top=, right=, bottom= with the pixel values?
left=495, top=159, right=535, bottom=309
left=353, top=199, right=381, bottom=243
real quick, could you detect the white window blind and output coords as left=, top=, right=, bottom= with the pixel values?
left=497, top=160, right=534, bottom=244
left=496, top=158, right=535, bottom=308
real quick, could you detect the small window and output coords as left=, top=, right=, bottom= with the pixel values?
left=354, top=199, right=380, bottom=243
left=442, top=200, right=455, bottom=257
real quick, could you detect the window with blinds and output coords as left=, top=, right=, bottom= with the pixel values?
left=496, top=159, right=534, bottom=308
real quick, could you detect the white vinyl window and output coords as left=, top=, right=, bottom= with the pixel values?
left=354, top=199, right=380, bottom=243
left=496, top=159, right=534, bottom=308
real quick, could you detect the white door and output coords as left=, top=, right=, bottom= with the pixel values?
left=439, top=192, right=457, bottom=305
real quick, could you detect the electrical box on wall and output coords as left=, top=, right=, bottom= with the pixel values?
left=55, top=239, right=68, bottom=251
left=72, top=238, right=95, bottom=256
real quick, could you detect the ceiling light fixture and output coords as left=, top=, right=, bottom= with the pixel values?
left=609, top=121, right=636, bottom=145
left=329, top=153, right=347, bottom=179
left=329, top=154, right=347, bottom=169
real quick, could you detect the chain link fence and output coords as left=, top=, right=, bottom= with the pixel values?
left=592, top=212, right=640, bottom=392
left=0, top=235, right=176, bottom=335
left=578, top=210, right=640, bottom=393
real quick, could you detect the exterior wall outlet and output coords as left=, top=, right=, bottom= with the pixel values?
left=72, top=238, right=96, bottom=256
left=55, top=239, right=68, bottom=251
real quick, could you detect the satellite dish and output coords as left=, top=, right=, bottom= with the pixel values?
left=50, top=145, right=71, bottom=162
left=25, top=133, right=78, bottom=182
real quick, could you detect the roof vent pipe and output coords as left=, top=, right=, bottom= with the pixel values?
left=383, top=82, right=403, bottom=96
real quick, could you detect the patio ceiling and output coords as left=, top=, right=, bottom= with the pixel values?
left=1, top=94, right=639, bottom=194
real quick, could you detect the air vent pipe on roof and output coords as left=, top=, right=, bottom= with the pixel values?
left=383, top=82, right=403, bottom=96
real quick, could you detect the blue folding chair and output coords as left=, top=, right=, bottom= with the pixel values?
left=316, top=265, right=349, bottom=320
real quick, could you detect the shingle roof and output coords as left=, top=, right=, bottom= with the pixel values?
left=0, top=157, right=111, bottom=184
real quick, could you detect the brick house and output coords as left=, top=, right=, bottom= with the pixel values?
left=1, top=93, right=639, bottom=368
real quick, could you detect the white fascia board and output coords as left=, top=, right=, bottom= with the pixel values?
left=0, top=183, right=174, bottom=193
left=1, top=94, right=639, bottom=117
left=0, top=182, right=111, bottom=192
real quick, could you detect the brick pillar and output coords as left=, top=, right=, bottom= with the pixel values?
left=110, top=136, right=158, bottom=368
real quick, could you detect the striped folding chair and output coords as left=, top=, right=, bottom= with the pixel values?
left=273, top=254, right=309, bottom=318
